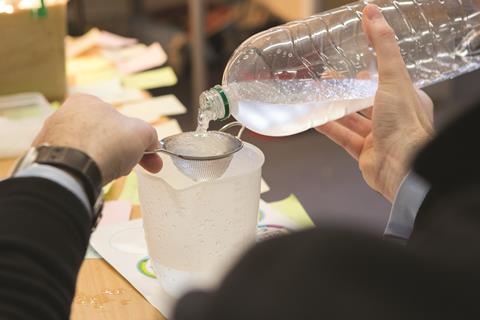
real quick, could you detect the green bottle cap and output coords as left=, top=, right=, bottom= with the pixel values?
left=212, top=85, right=230, bottom=121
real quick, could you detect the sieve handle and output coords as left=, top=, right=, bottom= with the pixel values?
left=219, top=121, right=245, bottom=138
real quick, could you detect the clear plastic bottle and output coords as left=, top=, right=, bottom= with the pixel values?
left=199, top=0, right=480, bottom=137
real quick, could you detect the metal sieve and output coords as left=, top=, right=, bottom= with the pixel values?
left=144, top=122, right=245, bottom=181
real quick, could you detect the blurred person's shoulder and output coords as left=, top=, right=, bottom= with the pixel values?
left=414, top=103, right=480, bottom=192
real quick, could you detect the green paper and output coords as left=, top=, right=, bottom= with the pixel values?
left=270, top=194, right=315, bottom=228
left=0, top=105, right=43, bottom=119
left=122, top=67, right=177, bottom=90
left=85, top=245, right=102, bottom=259
left=119, top=172, right=140, bottom=205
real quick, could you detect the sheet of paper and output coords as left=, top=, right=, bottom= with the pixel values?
left=85, top=245, right=102, bottom=259
left=258, top=199, right=301, bottom=231
left=102, top=44, right=147, bottom=62
left=66, top=28, right=101, bottom=58
left=90, top=219, right=175, bottom=318
left=122, top=67, right=177, bottom=90
left=66, top=28, right=138, bottom=58
left=67, top=56, right=114, bottom=76
left=269, top=194, right=314, bottom=228
left=117, top=43, right=168, bottom=74
left=102, top=181, right=114, bottom=196
left=97, top=200, right=132, bottom=228
left=90, top=198, right=311, bottom=317
left=69, top=77, right=122, bottom=96
left=118, top=95, right=186, bottom=123
left=260, top=179, right=270, bottom=194
left=67, top=56, right=119, bottom=86
left=99, top=31, right=138, bottom=49
left=71, top=68, right=119, bottom=86
left=119, top=172, right=140, bottom=205
left=154, top=119, right=183, bottom=139
left=69, top=78, right=147, bottom=105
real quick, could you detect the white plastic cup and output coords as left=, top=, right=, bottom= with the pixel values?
left=136, top=142, right=264, bottom=297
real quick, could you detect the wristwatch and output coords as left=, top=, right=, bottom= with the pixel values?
left=11, top=145, right=104, bottom=231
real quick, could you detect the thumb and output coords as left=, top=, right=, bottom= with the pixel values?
left=362, top=5, right=411, bottom=84
left=139, top=126, right=163, bottom=173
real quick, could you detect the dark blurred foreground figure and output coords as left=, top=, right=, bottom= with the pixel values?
left=0, top=5, right=479, bottom=319
left=175, top=105, right=480, bottom=319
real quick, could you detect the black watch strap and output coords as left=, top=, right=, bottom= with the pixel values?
left=34, top=146, right=103, bottom=227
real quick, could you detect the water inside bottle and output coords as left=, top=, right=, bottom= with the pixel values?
left=227, top=78, right=377, bottom=136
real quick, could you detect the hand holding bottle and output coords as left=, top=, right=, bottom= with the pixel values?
left=316, top=5, right=434, bottom=202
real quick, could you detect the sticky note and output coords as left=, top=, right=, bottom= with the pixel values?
left=269, top=194, right=314, bottom=228
left=122, top=67, right=178, bottom=90
left=119, top=172, right=140, bottom=205
left=102, top=44, right=147, bottom=62
left=97, top=200, right=132, bottom=228
left=260, top=179, right=270, bottom=194
left=0, top=105, right=43, bottom=119
left=102, top=181, right=114, bottom=197
left=69, top=78, right=147, bottom=105
left=118, top=95, right=187, bottom=123
left=85, top=245, right=102, bottom=259
left=66, top=28, right=138, bottom=58
left=117, top=42, right=168, bottom=74
left=72, top=68, right=120, bottom=86
left=99, top=31, right=138, bottom=49
left=154, top=119, right=183, bottom=139
left=67, top=56, right=113, bottom=76
left=66, top=28, right=101, bottom=58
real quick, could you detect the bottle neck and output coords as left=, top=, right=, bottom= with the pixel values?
left=199, top=85, right=230, bottom=121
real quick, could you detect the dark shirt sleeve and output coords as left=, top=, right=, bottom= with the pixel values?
left=0, top=177, right=91, bottom=319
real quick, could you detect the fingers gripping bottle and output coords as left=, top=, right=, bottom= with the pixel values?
left=199, top=0, right=480, bottom=137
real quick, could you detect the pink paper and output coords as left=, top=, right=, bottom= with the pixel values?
left=98, top=200, right=132, bottom=227
left=117, top=42, right=167, bottom=74
left=66, top=29, right=138, bottom=58
left=66, top=29, right=101, bottom=58
left=99, top=31, right=138, bottom=49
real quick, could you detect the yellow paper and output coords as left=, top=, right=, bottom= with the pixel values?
left=118, top=95, right=187, bottom=123
left=50, top=101, right=61, bottom=109
left=260, top=179, right=270, bottom=194
left=67, top=56, right=113, bottom=75
left=102, top=181, right=114, bottom=197
left=122, top=67, right=177, bottom=90
left=154, top=119, right=183, bottom=139
left=73, top=68, right=119, bottom=86
left=66, top=28, right=101, bottom=58
left=118, top=172, right=140, bottom=205
left=269, top=194, right=314, bottom=228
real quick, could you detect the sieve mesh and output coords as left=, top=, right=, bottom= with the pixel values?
left=160, top=131, right=243, bottom=181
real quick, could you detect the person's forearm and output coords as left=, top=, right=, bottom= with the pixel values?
left=0, top=177, right=90, bottom=319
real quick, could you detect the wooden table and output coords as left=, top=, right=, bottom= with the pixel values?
left=0, top=158, right=165, bottom=320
